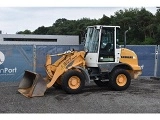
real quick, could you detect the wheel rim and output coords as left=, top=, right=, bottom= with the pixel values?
left=68, top=76, right=81, bottom=89
left=116, top=74, right=127, bottom=86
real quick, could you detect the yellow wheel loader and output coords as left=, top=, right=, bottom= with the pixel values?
left=18, top=25, right=142, bottom=97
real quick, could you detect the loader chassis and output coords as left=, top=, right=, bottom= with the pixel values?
left=18, top=25, right=142, bottom=97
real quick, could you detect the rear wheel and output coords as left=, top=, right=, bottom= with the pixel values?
left=61, top=69, right=85, bottom=94
left=109, top=69, right=131, bottom=91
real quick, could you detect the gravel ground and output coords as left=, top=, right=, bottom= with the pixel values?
left=0, top=78, right=160, bottom=113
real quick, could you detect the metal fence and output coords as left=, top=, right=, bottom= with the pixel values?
left=156, top=45, right=160, bottom=77
left=0, top=44, right=159, bottom=82
left=126, top=45, right=156, bottom=76
left=0, top=45, right=34, bottom=82
left=0, top=45, right=83, bottom=82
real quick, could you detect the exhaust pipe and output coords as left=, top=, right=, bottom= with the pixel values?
left=18, top=70, right=47, bottom=98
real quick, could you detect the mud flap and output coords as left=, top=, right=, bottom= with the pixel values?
left=18, top=70, right=47, bottom=98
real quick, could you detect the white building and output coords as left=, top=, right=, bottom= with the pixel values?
left=0, top=34, right=79, bottom=45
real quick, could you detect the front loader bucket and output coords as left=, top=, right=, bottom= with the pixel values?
left=18, top=70, right=47, bottom=98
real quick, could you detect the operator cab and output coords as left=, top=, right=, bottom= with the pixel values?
left=84, top=25, right=121, bottom=67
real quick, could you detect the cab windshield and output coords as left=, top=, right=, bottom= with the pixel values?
left=84, top=27, right=100, bottom=53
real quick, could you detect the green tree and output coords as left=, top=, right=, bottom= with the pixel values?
left=98, top=14, right=111, bottom=25
left=154, top=9, right=160, bottom=44
left=111, top=8, right=139, bottom=44
left=33, top=26, right=50, bottom=34
left=16, top=7, right=158, bottom=45
left=16, top=29, right=32, bottom=34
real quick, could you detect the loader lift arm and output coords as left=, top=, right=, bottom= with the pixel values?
left=45, top=50, right=86, bottom=88
left=18, top=50, right=87, bottom=97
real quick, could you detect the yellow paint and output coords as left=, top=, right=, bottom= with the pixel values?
left=120, top=48, right=142, bottom=79
left=45, top=51, right=86, bottom=88
left=45, top=54, right=66, bottom=79
left=68, top=76, right=81, bottom=89
left=116, top=74, right=127, bottom=86
left=119, top=48, right=141, bottom=71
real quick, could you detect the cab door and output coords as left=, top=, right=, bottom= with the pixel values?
left=98, top=27, right=115, bottom=62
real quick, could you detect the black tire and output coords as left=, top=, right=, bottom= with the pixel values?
left=94, top=80, right=109, bottom=87
left=109, top=69, right=131, bottom=91
left=61, top=70, right=85, bottom=94
left=53, top=82, right=62, bottom=89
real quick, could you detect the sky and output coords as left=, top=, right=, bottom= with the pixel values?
left=0, top=0, right=159, bottom=34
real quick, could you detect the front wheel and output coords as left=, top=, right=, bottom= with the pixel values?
left=53, top=82, right=62, bottom=89
left=109, top=69, right=131, bottom=91
left=61, top=69, right=85, bottom=94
